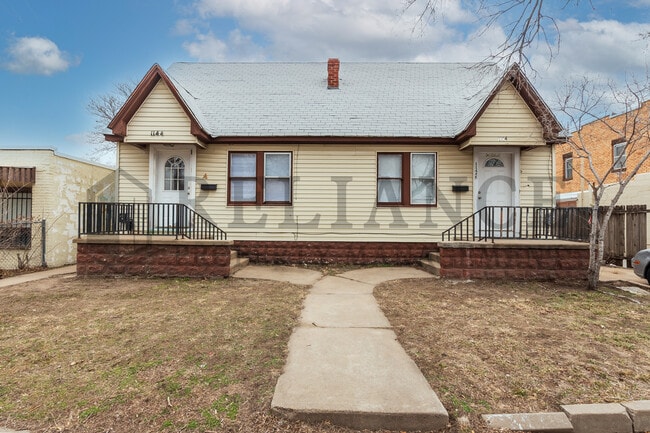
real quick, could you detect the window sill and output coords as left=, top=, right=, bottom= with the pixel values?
left=377, top=203, right=437, bottom=208
left=227, top=202, right=293, bottom=207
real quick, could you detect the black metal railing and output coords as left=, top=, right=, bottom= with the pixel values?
left=441, top=206, right=591, bottom=242
left=78, top=202, right=227, bottom=240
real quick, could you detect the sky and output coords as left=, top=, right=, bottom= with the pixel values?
left=1, top=0, right=650, bottom=166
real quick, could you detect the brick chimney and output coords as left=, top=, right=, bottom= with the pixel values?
left=327, top=58, right=339, bottom=89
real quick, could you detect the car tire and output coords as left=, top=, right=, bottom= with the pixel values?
left=646, top=266, right=650, bottom=285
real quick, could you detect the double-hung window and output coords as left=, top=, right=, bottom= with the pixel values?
left=377, top=153, right=403, bottom=203
left=612, top=139, right=627, bottom=171
left=228, top=151, right=292, bottom=205
left=377, top=152, right=436, bottom=206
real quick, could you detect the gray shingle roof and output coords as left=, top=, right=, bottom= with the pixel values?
left=165, top=62, right=505, bottom=138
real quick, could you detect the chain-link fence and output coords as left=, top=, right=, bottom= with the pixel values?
left=0, top=220, right=46, bottom=273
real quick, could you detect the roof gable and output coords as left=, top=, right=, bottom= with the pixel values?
left=461, top=64, right=563, bottom=144
left=106, top=64, right=209, bottom=143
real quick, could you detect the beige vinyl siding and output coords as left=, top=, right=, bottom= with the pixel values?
left=118, top=144, right=150, bottom=202
left=126, top=81, right=197, bottom=144
left=464, top=82, right=545, bottom=149
left=520, top=146, right=554, bottom=207
left=195, top=144, right=473, bottom=241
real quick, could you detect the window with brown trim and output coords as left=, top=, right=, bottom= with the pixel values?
left=563, top=153, right=573, bottom=181
left=228, top=151, right=292, bottom=205
left=612, top=139, right=627, bottom=171
left=377, top=152, right=437, bottom=206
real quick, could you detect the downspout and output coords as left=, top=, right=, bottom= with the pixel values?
left=115, top=142, right=121, bottom=202
left=551, top=144, right=556, bottom=207
left=579, top=157, right=585, bottom=206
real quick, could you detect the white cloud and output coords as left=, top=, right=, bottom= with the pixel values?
left=182, top=29, right=266, bottom=61
left=553, top=19, right=649, bottom=76
left=183, top=32, right=229, bottom=61
left=528, top=18, right=650, bottom=111
left=173, top=19, right=197, bottom=36
left=4, top=36, right=76, bottom=75
left=183, top=0, right=476, bottom=61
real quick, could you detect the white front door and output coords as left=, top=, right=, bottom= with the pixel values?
left=474, top=148, right=519, bottom=237
left=149, top=145, right=196, bottom=229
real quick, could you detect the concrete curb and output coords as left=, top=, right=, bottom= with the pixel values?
left=482, top=400, right=650, bottom=433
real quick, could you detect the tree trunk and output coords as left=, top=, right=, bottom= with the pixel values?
left=586, top=205, right=604, bottom=290
left=586, top=224, right=601, bottom=290
left=587, top=263, right=600, bottom=290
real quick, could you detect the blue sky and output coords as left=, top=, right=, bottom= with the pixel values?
left=1, top=0, right=650, bottom=165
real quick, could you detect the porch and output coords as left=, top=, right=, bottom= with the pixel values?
left=75, top=203, right=591, bottom=280
left=424, top=206, right=591, bottom=279
left=420, top=239, right=589, bottom=280
left=75, top=202, right=246, bottom=278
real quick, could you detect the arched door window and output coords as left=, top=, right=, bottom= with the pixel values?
left=485, top=158, right=504, bottom=168
left=164, top=157, right=185, bottom=191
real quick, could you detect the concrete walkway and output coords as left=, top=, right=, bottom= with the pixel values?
left=234, top=265, right=449, bottom=431
left=0, top=265, right=76, bottom=289
left=599, top=265, right=649, bottom=288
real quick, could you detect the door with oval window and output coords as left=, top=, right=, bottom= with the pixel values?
left=474, top=148, right=518, bottom=237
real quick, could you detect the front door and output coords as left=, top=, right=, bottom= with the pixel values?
left=474, top=148, right=518, bottom=237
left=149, top=145, right=196, bottom=230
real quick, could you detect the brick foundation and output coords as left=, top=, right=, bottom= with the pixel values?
left=75, top=236, right=233, bottom=278
left=438, top=241, right=589, bottom=280
left=233, top=240, right=437, bottom=265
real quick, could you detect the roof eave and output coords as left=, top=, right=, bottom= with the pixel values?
left=203, top=135, right=460, bottom=145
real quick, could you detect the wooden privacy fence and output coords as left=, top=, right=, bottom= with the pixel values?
left=602, top=205, right=648, bottom=264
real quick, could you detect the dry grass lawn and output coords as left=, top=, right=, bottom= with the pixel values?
left=0, top=275, right=311, bottom=432
left=0, top=272, right=648, bottom=433
left=375, top=278, right=650, bottom=430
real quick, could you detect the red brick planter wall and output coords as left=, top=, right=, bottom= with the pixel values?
left=233, top=240, right=437, bottom=265
left=438, top=242, right=589, bottom=280
left=75, top=237, right=233, bottom=278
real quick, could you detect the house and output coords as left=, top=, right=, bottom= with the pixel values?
left=0, top=149, right=114, bottom=271
left=554, top=102, right=650, bottom=248
left=76, top=60, right=590, bottom=279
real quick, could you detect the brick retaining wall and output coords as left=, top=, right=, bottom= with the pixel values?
left=75, top=237, right=233, bottom=278
left=233, top=240, right=437, bottom=265
left=438, top=241, right=589, bottom=280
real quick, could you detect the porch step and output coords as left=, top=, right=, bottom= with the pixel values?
left=229, top=250, right=249, bottom=275
left=418, top=251, right=440, bottom=276
left=419, top=259, right=440, bottom=276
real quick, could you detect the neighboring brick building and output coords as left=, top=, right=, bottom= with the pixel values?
left=0, top=149, right=114, bottom=270
left=554, top=101, right=650, bottom=247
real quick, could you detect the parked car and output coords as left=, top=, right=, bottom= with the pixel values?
left=632, top=248, right=650, bottom=284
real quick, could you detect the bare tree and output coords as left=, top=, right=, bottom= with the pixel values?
left=404, top=0, right=586, bottom=69
left=557, top=77, right=650, bottom=290
left=86, top=81, right=135, bottom=162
